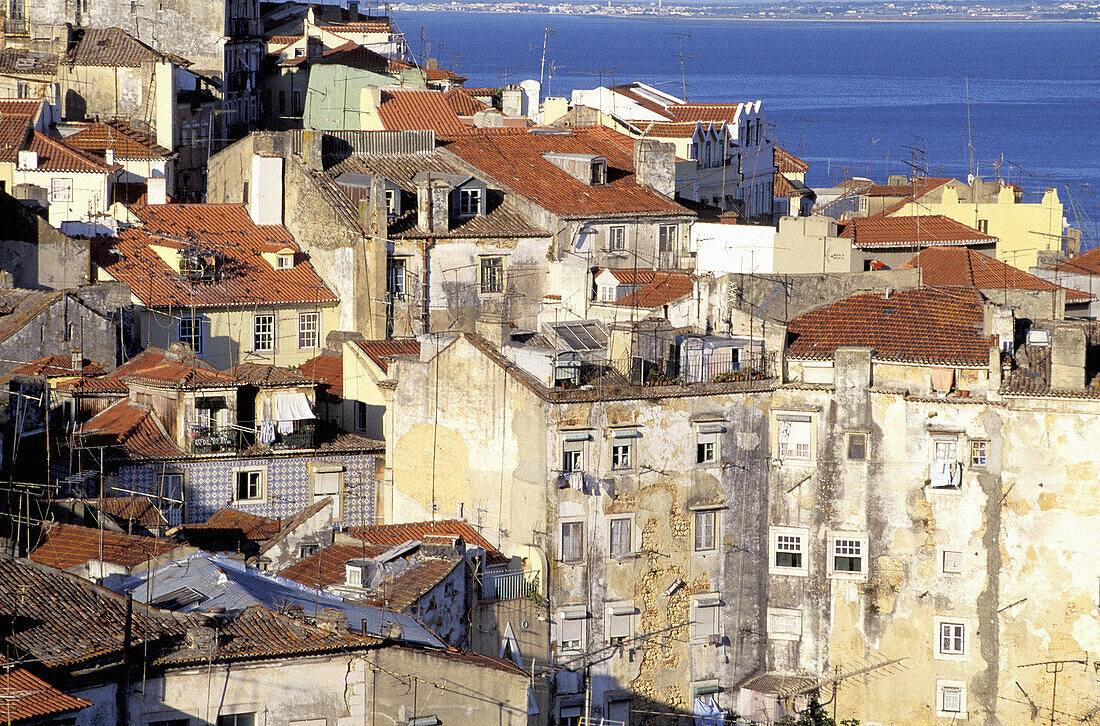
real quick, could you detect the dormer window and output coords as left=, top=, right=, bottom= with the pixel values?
left=385, top=189, right=397, bottom=216
left=591, top=159, right=607, bottom=186
left=458, top=188, right=481, bottom=216
left=276, top=252, right=294, bottom=269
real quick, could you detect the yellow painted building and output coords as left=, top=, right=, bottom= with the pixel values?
left=891, top=183, right=1065, bottom=271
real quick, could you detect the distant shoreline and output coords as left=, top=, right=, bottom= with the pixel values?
left=392, top=8, right=1100, bottom=22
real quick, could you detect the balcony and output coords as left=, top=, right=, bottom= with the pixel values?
left=4, top=18, right=28, bottom=36
left=190, top=425, right=241, bottom=454
left=481, top=570, right=539, bottom=601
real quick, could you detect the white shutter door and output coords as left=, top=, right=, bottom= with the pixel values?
left=314, top=470, right=342, bottom=519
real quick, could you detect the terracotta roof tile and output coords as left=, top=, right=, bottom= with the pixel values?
left=444, top=127, right=692, bottom=219
left=0, top=48, right=58, bottom=75
left=11, top=354, right=108, bottom=377
left=346, top=519, right=501, bottom=557
left=228, top=362, right=314, bottom=386
left=787, top=286, right=991, bottom=367
left=0, top=659, right=92, bottom=723
left=86, top=496, right=168, bottom=527
left=255, top=497, right=338, bottom=557
left=607, top=84, right=677, bottom=118
left=27, top=131, right=114, bottom=173
left=0, top=99, right=39, bottom=163
left=443, top=87, right=489, bottom=117
left=839, top=214, right=997, bottom=248
left=377, top=89, right=469, bottom=135
left=94, top=204, right=338, bottom=309
left=28, top=523, right=179, bottom=570
left=904, top=247, right=1094, bottom=302
left=299, top=351, right=343, bottom=396
left=57, top=347, right=204, bottom=395
left=354, top=338, right=421, bottom=373
left=64, top=119, right=171, bottom=160
left=639, top=121, right=704, bottom=139
left=613, top=270, right=694, bottom=308
left=774, top=173, right=813, bottom=199
left=80, top=400, right=184, bottom=459
left=66, top=27, right=183, bottom=68
left=355, top=558, right=460, bottom=612
left=0, top=290, right=63, bottom=345
left=188, top=507, right=280, bottom=541
left=665, top=103, right=749, bottom=124
left=1055, top=246, right=1100, bottom=276
left=0, top=558, right=187, bottom=666
left=280, top=543, right=390, bottom=588
left=773, top=146, right=809, bottom=174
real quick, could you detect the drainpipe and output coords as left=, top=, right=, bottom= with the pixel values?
left=116, top=592, right=133, bottom=726
left=421, top=239, right=433, bottom=334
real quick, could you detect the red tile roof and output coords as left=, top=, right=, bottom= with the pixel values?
left=640, top=121, right=703, bottom=139
left=787, top=287, right=991, bottom=367
left=0, top=558, right=187, bottom=666
left=299, top=351, right=343, bottom=396
left=66, top=27, right=187, bottom=67
left=1055, top=246, right=1100, bottom=276
left=607, top=84, right=677, bottom=118
left=189, top=507, right=280, bottom=541
left=839, top=214, right=997, bottom=248
left=774, top=146, right=808, bottom=174
left=228, top=362, right=314, bottom=386
left=11, top=354, right=108, bottom=377
left=354, top=338, right=420, bottom=373
left=280, top=543, right=390, bottom=588
left=356, top=557, right=461, bottom=612
left=444, top=127, right=692, bottom=219
left=377, top=89, right=469, bottom=135
left=346, top=519, right=501, bottom=557
left=0, top=98, right=40, bottom=163
left=56, top=347, right=203, bottom=395
left=29, top=523, right=179, bottom=570
left=614, top=271, right=694, bottom=308
left=80, top=400, right=184, bottom=459
left=86, top=496, right=168, bottom=527
left=904, top=247, right=1094, bottom=302
left=443, top=87, right=489, bottom=117
left=95, top=204, right=338, bottom=309
left=0, top=659, right=92, bottom=723
left=64, top=119, right=171, bottom=160
left=666, top=103, right=748, bottom=124
left=27, top=131, right=115, bottom=173
left=774, top=173, right=813, bottom=199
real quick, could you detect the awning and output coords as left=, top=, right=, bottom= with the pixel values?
left=273, top=392, right=315, bottom=421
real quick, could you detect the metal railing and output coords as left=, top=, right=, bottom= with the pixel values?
left=190, top=425, right=240, bottom=454
left=481, top=570, right=539, bottom=600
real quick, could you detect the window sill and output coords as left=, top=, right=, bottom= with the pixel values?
left=609, top=552, right=639, bottom=562
left=828, top=570, right=868, bottom=581
left=769, top=566, right=809, bottom=577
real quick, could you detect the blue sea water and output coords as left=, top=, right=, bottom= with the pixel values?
left=391, top=11, right=1100, bottom=234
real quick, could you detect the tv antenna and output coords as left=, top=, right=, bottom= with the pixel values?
left=531, top=27, right=556, bottom=102
left=901, top=134, right=927, bottom=179
left=666, top=31, right=692, bottom=100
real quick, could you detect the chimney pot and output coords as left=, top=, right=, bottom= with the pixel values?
left=70, top=348, right=83, bottom=371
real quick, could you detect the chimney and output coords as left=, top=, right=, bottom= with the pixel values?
left=302, top=129, right=324, bottom=171
left=500, top=85, right=523, bottom=117
left=348, top=0, right=359, bottom=21
left=476, top=314, right=509, bottom=348
left=426, top=57, right=438, bottom=70
left=383, top=619, right=403, bottom=641
left=70, top=348, right=83, bottom=372
left=416, top=177, right=451, bottom=234
left=104, top=148, right=114, bottom=166
left=315, top=607, right=350, bottom=633
left=17, top=150, right=37, bottom=170
left=632, top=138, right=676, bottom=197
left=146, top=176, right=167, bottom=205
left=185, top=625, right=217, bottom=653
left=249, top=155, right=283, bottom=225
left=1050, top=323, right=1086, bottom=390
left=306, top=36, right=322, bottom=62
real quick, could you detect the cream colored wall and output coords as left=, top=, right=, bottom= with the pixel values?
left=12, top=168, right=110, bottom=228
left=341, top=340, right=391, bottom=439
left=139, top=303, right=340, bottom=370
left=892, top=186, right=1064, bottom=271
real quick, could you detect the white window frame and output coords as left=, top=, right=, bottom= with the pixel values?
left=233, top=467, right=266, bottom=502
left=658, top=223, right=677, bottom=253
left=936, top=680, right=967, bottom=718
left=969, top=439, right=988, bottom=467
left=695, top=423, right=723, bottom=466
left=770, top=526, right=809, bottom=576
left=179, top=315, right=203, bottom=354
left=608, top=515, right=633, bottom=558
left=458, top=187, right=481, bottom=216
left=606, top=601, right=635, bottom=645
left=776, top=413, right=813, bottom=461
left=766, top=607, right=802, bottom=641
left=560, top=519, right=584, bottom=563
left=694, top=508, right=718, bottom=552
left=479, top=256, right=504, bottom=295
left=384, top=188, right=397, bottom=216
left=562, top=438, right=584, bottom=473
left=275, top=252, right=294, bottom=269
left=297, top=311, right=319, bottom=349
left=940, top=548, right=963, bottom=575
left=311, top=465, right=344, bottom=520
left=608, top=225, right=626, bottom=251
left=610, top=438, right=633, bottom=470
left=690, top=593, right=721, bottom=641
left=253, top=313, right=275, bottom=353
left=388, top=257, right=407, bottom=300
left=50, top=177, right=73, bottom=203
left=597, top=284, right=617, bottom=303
left=934, top=618, right=968, bottom=660
left=828, top=532, right=868, bottom=579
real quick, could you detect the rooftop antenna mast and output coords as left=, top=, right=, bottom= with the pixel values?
left=533, top=27, right=556, bottom=103
left=900, top=135, right=927, bottom=180
left=964, top=73, right=976, bottom=181
left=666, top=31, right=692, bottom=101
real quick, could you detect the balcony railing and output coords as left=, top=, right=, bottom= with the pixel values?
left=481, top=570, right=539, bottom=600
left=190, top=425, right=241, bottom=454
left=4, top=18, right=28, bottom=35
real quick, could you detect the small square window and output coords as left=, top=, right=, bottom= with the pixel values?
left=937, top=621, right=966, bottom=656
left=696, top=430, right=718, bottom=464
left=562, top=441, right=583, bottom=473
left=694, top=510, right=717, bottom=552
left=458, top=187, right=481, bottom=216
left=977, top=219, right=989, bottom=234
left=50, top=177, right=73, bottom=203
left=771, top=527, right=808, bottom=575
left=608, top=225, right=626, bottom=251
left=276, top=253, right=293, bottom=269
left=235, top=469, right=264, bottom=501
left=937, top=681, right=967, bottom=717
left=941, top=549, right=963, bottom=574
left=558, top=609, right=586, bottom=651
left=847, top=432, right=866, bottom=460
left=831, top=535, right=865, bottom=575
left=611, top=441, right=632, bottom=469
left=598, top=284, right=617, bottom=302
left=561, top=521, right=584, bottom=562
left=606, top=603, right=634, bottom=644
left=970, top=439, right=987, bottom=467
left=216, top=715, right=255, bottom=726
left=609, top=517, right=632, bottom=557
left=480, top=256, right=504, bottom=295
left=777, top=414, right=812, bottom=460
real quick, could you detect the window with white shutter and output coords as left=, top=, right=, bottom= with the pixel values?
left=606, top=602, right=634, bottom=644
left=777, top=414, right=812, bottom=460
left=312, top=467, right=343, bottom=520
